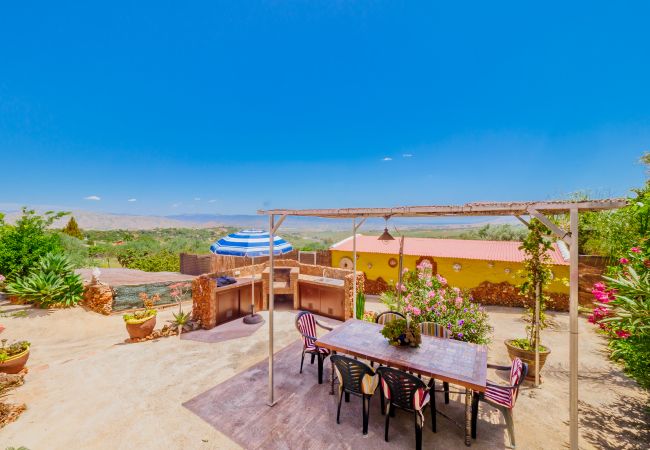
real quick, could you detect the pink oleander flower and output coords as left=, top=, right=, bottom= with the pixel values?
left=402, top=267, right=409, bottom=274
left=631, top=247, right=641, bottom=253
left=436, top=274, right=447, bottom=285
left=615, top=330, right=631, bottom=339
left=427, top=290, right=436, bottom=298
left=412, top=307, right=421, bottom=316
left=593, top=282, right=606, bottom=291
left=425, top=280, right=432, bottom=287
left=455, top=297, right=463, bottom=308
left=619, top=257, right=629, bottom=264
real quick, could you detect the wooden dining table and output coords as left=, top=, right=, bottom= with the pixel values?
left=315, top=319, right=488, bottom=447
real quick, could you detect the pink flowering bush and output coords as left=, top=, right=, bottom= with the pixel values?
left=380, top=260, right=492, bottom=344
left=588, top=244, right=650, bottom=388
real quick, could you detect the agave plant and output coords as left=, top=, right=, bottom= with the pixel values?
left=6, top=253, right=83, bottom=308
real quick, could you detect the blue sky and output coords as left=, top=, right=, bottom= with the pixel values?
left=1, top=1, right=648, bottom=216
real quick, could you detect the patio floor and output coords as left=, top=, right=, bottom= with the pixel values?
left=0, top=298, right=648, bottom=449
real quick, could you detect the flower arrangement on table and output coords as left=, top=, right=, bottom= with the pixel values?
left=380, top=260, right=492, bottom=344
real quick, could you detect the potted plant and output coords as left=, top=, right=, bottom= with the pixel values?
left=505, top=219, right=553, bottom=381
left=381, top=317, right=421, bottom=347
left=123, top=309, right=157, bottom=339
left=0, top=340, right=30, bottom=374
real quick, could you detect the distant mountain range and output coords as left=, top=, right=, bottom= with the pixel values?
left=1, top=209, right=519, bottom=231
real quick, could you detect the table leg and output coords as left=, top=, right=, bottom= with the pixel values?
left=330, top=352, right=336, bottom=395
left=465, top=388, right=472, bottom=446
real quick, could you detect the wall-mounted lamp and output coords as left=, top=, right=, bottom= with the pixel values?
left=452, top=263, right=462, bottom=272
left=367, top=263, right=373, bottom=269
left=487, top=262, right=495, bottom=268
left=504, top=268, right=511, bottom=274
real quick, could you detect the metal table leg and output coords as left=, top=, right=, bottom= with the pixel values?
left=465, top=388, right=472, bottom=446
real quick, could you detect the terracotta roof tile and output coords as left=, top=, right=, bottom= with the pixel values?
left=330, top=235, right=569, bottom=265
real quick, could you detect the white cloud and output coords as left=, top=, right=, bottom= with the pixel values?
left=194, top=197, right=201, bottom=201
left=172, top=203, right=181, bottom=208
left=207, top=199, right=217, bottom=203
left=127, top=198, right=137, bottom=202
left=84, top=195, right=101, bottom=201
left=382, top=157, right=393, bottom=161
left=402, top=153, right=413, bottom=158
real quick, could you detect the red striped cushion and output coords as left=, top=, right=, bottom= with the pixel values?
left=305, top=343, right=330, bottom=354
left=380, top=377, right=391, bottom=400
left=298, top=313, right=318, bottom=349
left=485, top=358, right=524, bottom=408
left=413, top=387, right=430, bottom=411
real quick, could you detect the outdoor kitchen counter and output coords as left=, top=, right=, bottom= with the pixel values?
left=298, top=274, right=345, bottom=288
left=298, top=275, right=345, bottom=320
left=211, top=277, right=263, bottom=327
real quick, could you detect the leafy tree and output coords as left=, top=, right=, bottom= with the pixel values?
left=61, top=216, right=84, bottom=239
left=0, top=208, right=67, bottom=280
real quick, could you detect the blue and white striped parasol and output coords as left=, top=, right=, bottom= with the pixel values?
left=210, top=229, right=293, bottom=257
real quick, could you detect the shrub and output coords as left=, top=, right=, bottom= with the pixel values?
left=123, top=309, right=157, bottom=325
left=117, top=248, right=179, bottom=272
left=6, top=253, right=83, bottom=308
left=589, top=245, right=650, bottom=388
left=0, top=208, right=67, bottom=280
left=381, top=260, right=492, bottom=344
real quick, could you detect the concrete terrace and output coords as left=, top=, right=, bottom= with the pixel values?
left=0, top=299, right=647, bottom=449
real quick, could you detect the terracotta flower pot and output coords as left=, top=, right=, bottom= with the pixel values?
left=504, top=339, right=551, bottom=382
left=125, top=316, right=157, bottom=339
left=0, top=348, right=30, bottom=374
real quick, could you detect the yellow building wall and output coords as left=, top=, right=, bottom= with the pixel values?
left=331, top=250, right=569, bottom=294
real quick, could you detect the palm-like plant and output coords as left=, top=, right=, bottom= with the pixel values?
left=6, top=253, right=83, bottom=307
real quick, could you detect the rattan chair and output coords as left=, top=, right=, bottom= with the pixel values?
left=471, top=358, right=528, bottom=448
left=295, top=311, right=333, bottom=384
left=330, top=354, right=379, bottom=435
left=376, top=366, right=432, bottom=450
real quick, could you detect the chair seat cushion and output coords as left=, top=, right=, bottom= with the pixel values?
left=305, top=344, right=330, bottom=355
left=485, top=385, right=513, bottom=408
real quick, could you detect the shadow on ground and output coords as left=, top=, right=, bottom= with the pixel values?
left=579, top=396, right=650, bottom=450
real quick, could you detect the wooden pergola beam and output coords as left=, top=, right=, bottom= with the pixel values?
left=259, top=199, right=626, bottom=218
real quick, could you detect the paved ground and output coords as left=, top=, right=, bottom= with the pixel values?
left=0, top=299, right=647, bottom=450
left=75, top=268, right=195, bottom=285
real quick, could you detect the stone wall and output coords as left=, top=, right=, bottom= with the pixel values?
left=82, top=284, right=114, bottom=315
left=191, top=276, right=216, bottom=329
left=470, top=281, right=570, bottom=311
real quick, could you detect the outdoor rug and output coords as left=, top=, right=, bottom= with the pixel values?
left=183, top=341, right=507, bottom=449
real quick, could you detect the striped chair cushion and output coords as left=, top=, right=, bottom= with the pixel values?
left=304, top=343, right=330, bottom=354
left=297, top=313, right=318, bottom=349
left=361, top=373, right=379, bottom=395
left=380, top=378, right=430, bottom=411
left=419, top=322, right=450, bottom=339
left=485, top=358, right=523, bottom=408
left=334, top=367, right=378, bottom=396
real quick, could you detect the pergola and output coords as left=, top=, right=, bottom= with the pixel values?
left=258, top=199, right=626, bottom=449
